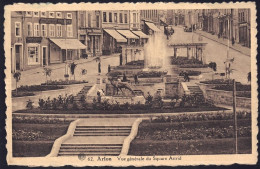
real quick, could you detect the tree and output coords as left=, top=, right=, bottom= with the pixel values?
left=70, top=62, right=77, bottom=80
left=13, top=71, right=21, bottom=95
left=43, top=67, right=52, bottom=85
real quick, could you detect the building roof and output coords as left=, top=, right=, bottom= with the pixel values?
left=50, top=39, right=87, bottom=49
left=145, top=22, right=162, bottom=32
left=103, top=29, right=127, bottom=43
left=117, top=30, right=139, bottom=39
left=132, top=31, right=149, bottom=39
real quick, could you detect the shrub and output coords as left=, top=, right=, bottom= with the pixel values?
left=14, top=85, right=64, bottom=92
left=107, top=71, right=123, bottom=78
left=26, top=99, right=34, bottom=109
left=200, top=79, right=240, bottom=85
left=179, top=64, right=209, bottom=68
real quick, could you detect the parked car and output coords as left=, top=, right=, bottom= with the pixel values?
left=184, top=27, right=192, bottom=32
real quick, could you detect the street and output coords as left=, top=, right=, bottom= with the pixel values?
left=168, top=26, right=251, bottom=84
left=11, top=54, right=119, bottom=90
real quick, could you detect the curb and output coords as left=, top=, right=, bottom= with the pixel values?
left=195, top=31, right=250, bottom=57
left=46, top=119, right=81, bottom=157
left=120, top=118, right=145, bottom=156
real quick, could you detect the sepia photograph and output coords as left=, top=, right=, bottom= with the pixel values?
left=4, top=2, right=257, bottom=166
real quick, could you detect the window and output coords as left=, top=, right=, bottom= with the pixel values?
left=41, top=24, right=47, bottom=37
left=96, top=15, right=100, bottom=28
left=27, top=22, right=33, bottom=36
left=41, top=11, right=46, bottom=17
left=124, top=14, right=127, bottom=23
left=88, top=13, right=91, bottom=27
left=67, top=13, right=72, bottom=19
left=80, top=13, right=84, bottom=27
left=28, top=46, right=39, bottom=65
left=119, top=13, right=123, bottom=23
left=103, top=12, right=107, bottom=22
left=109, top=12, right=112, bottom=22
left=67, top=50, right=73, bottom=60
left=67, top=25, right=73, bottom=37
left=15, top=22, right=21, bottom=37
left=49, top=12, right=55, bottom=18
left=56, top=24, right=62, bottom=37
left=114, top=13, right=117, bottom=23
left=49, top=24, right=55, bottom=37
left=34, top=23, right=40, bottom=37
left=56, top=12, right=62, bottom=18
left=33, top=11, right=39, bottom=17
left=26, top=11, right=32, bottom=16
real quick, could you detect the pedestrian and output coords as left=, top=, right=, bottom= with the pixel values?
left=108, top=64, right=111, bottom=73
left=218, top=33, right=220, bottom=39
left=122, top=73, right=127, bottom=82
left=119, top=54, right=123, bottom=65
left=232, top=37, right=235, bottom=45
left=98, top=62, right=101, bottom=74
left=134, top=74, right=139, bottom=84
left=184, top=72, right=190, bottom=82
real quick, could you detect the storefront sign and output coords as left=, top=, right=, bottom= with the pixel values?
left=39, top=18, right=72, bottom=25
left=26, top=37, right=42, bottom=43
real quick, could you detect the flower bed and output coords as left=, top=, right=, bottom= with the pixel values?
left=137, top=71, right=167, bottom=78
left=126, top=60, right=144, bottom=66
left=41, top=80, right=88, bottom=85
left=12, top=85, right=64, bottom=97
left=179, top=64, right=209, bottom=68
left=14, top=85, right=64, bottom=92
left=170, top=57, right=203, bottom=65
left=179, top=70, right=201, bottom=76
left=200, top=79, right=241, bottom=85
left=213, top=84, right=251, bottom=91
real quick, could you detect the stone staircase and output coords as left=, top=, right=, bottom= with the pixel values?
left=55, top=118, right=136, bottom=157
left=73, top=126, right=131, bottom=136
left=187, top=85, right=204, bottom=98
left=58, top=143, right=123, bottom=156
left=73, top=85, right=92, bottom=103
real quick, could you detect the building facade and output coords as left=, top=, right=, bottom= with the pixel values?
left=77, top=10, right=103, bottom=58
left=238, top=9, right=251, bottom=47
left=140, top=9, right=161, bottom=35
left=11, top=11, right=84, bottom=72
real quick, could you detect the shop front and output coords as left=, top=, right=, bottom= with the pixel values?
left=132, top=30, right=149, bottom=45
left=117, top=29, right=139, bottom=46
left=143, top=21, right=161, bottom=35
left=103, top=29, right=127, bottom=55
left=86, top=29, right=102, bottom=57
left=49, top=38, right=87, bottom=63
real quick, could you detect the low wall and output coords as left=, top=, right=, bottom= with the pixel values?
left=206, top=89, right=251, bottom=109
left=197, top=83, right=220, bottom=97
left=12, top=83, right=88, bottom=112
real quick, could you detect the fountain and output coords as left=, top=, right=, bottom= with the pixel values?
left=144, top=30, right=170, bottom=71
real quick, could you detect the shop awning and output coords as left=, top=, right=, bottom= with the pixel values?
left=117, top=30, right=139, bottom=39
left=50, top=39, right=86, bottom=49
left=145, top=22, right=161, bottom=32
left=132, top=31, right=149, bottom=39
left=103, top=29, right=127, bottom=43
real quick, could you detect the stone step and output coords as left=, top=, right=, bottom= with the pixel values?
left=76, top=126, right=132, bottom=128
left=61, top=144, right=123, bottom=147
left=74, top=129, right=131, bottom=133
left=73, top=133, right=130, bottom=136
left=58, top=151, right=120, bottom=156
left=60, top=146, right=122, bottom=149
left=59, top=148, right=121, bottom=152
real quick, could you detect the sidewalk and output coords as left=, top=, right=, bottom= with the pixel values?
left=195, top=30, right=250, bottom=57
left=17, top=53, right=119, bottom=77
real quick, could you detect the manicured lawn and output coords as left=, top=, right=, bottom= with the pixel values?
left=128, top=119, right=251, bottom=155
left=128, top=137, right=251, bottom=155
left=12, top=123, right=69, bottom=157
left=14, top=106, right=227, bottom=114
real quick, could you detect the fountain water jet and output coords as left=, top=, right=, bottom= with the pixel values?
left=144, top=31, right=170, bottom=71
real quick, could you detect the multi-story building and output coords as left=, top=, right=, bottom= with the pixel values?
left=77, top=10, right=102, bottom=57
left=140, top=9, right=161, bottom=35
left=11, top=11, right=85, bottom=72
left=238, top=8, right=250, bottom=47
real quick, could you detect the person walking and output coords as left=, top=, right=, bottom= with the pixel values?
left=108, top=64, right=111, bottom=73
left=134, top=74, right=139, bottom=84
left=98, top=61, right=101, bottom=74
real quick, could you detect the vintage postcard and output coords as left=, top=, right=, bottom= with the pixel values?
left=4, top=2, right=257, bottom=166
